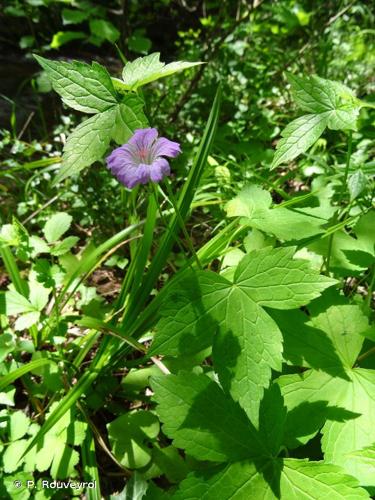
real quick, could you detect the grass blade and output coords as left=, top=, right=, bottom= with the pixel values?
left=122, top=84, right=222, bottom=326
left=22, top=87, right=222, bottom=458
left=81, top=427, right=102, bottom=500
left=0, top=358, right=54, bottom=391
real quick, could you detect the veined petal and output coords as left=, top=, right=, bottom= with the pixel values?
left=150, top=158, right=171, bottom=182
left=117, top=166, right=140, bottom=188
left=106, top=128, right=180, bottom=189
left=152, top=137, right=181, bottom=158
left=128, top=128, right=158, bottom=151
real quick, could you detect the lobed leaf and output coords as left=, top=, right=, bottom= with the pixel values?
left=151, top=372, right=267, bottom=462
left=212, top=290, right=282, bottom=424
left=172, top=459, right=370, bottom=499
left=279, top=368, right=375, bottom=483
left=234, top=246, right=337, bottom=309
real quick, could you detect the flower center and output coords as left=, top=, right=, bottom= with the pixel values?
left=138, top=148, right=150, bottom=163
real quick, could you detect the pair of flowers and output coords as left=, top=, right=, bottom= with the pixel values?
left=106, top=128, right=181, bottom=189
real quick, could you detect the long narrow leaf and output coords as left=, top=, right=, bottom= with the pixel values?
left=81, top=427, right=101, bottom=500
left=0, top=245, right=39, bottom=342
left=115, top=194, right=158, bottom=310
left=22, top=347, right=111, bottom=457
left=0, top=358, right=53, bottom=391
left=22, top=88, right=222, bottom=457
left=56, top=222, right=142, bottom=308
left=122, top=85, right=222, bottom=326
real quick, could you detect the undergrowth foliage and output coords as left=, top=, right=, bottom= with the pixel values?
left=0, top=45, right=374, bottom=500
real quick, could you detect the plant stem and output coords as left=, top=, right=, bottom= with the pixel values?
left=325, top=131, right=353, bottom=274
left=366, top=264, right=375, bottom=309
left=164, top=178, right=202, bottom=269
left=338, top=131, right=353, bottom=204
left=152, top=184, right=201, bottom=269
left=357, top=346, right=375, bottom=364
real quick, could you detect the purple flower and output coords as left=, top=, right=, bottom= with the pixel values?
left=106, top=128, right=181, bottom=189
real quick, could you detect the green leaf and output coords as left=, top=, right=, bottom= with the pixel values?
left=0, top=223, right=19, bottom=246
left=0, top=387, right=16, bottom=406
left=43, top=212, right=72, bottom=243
left=9, top=411, right=30, bottom=441
left=151, top=247, right=334, bottom=420
left=3, top=439, right=30, bottom=473
left=50, top=31, right=86, bottom=49
left=173, top=459, right=369, bottom=499
left=308, top=300, right=368, bottom=368
left=50, top=439, right=79, bottom=479
left=257, top=384, right=287, bottom=456
left=50, top=236, right=79, bottom=256
left=279, top=369, right=375, bottom=481
left=345, top=446, right=375, bottom=494
left=3, top=472, right=32, bottom=500
left=34, top=56, right=117, bottom=114
left=150, top=445, right=189, bottom=483
left=309, top=231, right=370, bottom=275
left=5, top=289, right=34, bottom=314
left=29, top=235, right=50, bottom=255
left=54, top=98, right=147, bottom=183
left=118, top=472, right=149, bottom=500
left=271, top=113, right=329, bottom=169
left=287, top=74, right=356, bottom=114
left=62, top=8, right=90, bottom=25
left=54, top=108, right=114, bottom=184
left=225, top=184, right=271, bottom=218
left=107, top=411, right=159, bottom=469
left=287, top=73, right=361, bottom=130
left=128, top=33, right=152, bottom=54
left=19, top=35, right=35, bottom=49
left=89, top=19, right=120, bottom=43
left=14, top=311, right=40, bottom=331
left=151, top=372, right=267, bottom=462
left=348, top=170, right=367, bottom=200
left=121, top=52, right=202, bottom=90
left=269, top=308, right=347, bottom=375
left=29, top=282, right=50, bottom=311
left=360, top=326, right=375, bottom=343
left=213, top=291, right=282, bottom=423
left=150, top=271, right=230, bottom=357
left=226, top=185, right=331, bottom=241
left=354, top=211, right=375, bottom=256
left=272, top=74, right=362, bottom=169
left=0, top=358, right=54, bottom=391
left=33, top=404, right=87, bottom=479
left=0, top=333, right=16, bottom=362
left=234, top=246, right=336, bottom=309
left=110, top=96, right=148, bottom=144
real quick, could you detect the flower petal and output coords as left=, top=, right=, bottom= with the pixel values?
left=152, top=137, right=181, bottom=158
left=117, top=166, right=140, bottom=188
left=150, top=158, right=170, bottom=182
left=128, top=128, right=158, bottom=151
left=107, top=146, right=137, bottom=171
left=106, top=128, right=180, bottom=189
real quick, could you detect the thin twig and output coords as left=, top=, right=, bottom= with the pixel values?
left=22, top=194, right=61, bottom=225
left=17, top=112, right=35, bottom=140
left=169, top=3, right=263, bottom=122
